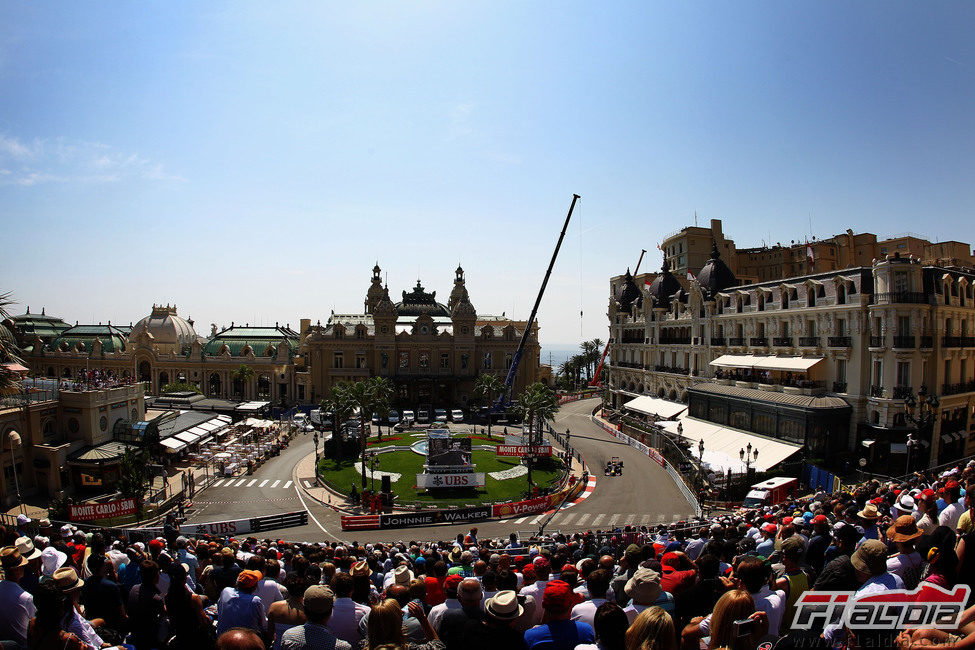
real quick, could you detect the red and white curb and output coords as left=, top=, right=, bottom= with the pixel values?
left=542, top=475, right=596, bottom=515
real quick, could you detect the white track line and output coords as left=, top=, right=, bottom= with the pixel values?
left=271, top=480, right=281, bottom=488
left=234, top=478, right=247, bottom=487
left=246, top=479, right=257, bottom=487
left=592, top=514, right=605, bottom=526
left=213, top=479, right=225, bottom=487
left=292, top=475, right=341, bottom=542
left=576, top=513, right=591, bottom=526
left=259, top=480, right=269, bottom=488
left=283, top=481, right=293, bottom=489
left=608, top=514, right=620, bottom=526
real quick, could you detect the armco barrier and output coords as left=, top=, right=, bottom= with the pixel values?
left=341, top=515, right=381, bottom=531
left=129, top=510, right=309, bottom=539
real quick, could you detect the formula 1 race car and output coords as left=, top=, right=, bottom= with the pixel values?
left=605, top=456, right=623, bottom=476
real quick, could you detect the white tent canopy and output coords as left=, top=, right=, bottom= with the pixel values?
left=623, top=396, right=687, bottom=420
left=710, top=354, right=823, bottom=372
left=659, top=414, right=801, bottom=473
left=161, top=438, right=187, bottom=452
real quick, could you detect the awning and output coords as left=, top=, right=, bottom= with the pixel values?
left=1, top=363, right=29, bottom=373
left=623, top=396, right=687, bottom=420
left=198, top=421, right=220, bottom=432
left=659, top=415, right=802, bottom=473
left=175, top=430, right=202, bottom=444
left=197, top=436, right=213, bottom=446
left=709, top=354, right=822, bottom=372
left=160, top=438, right=187, bottom=452
left=941, top=433, right=955, bottom=444
left=236, top=401, right=270, bottom=412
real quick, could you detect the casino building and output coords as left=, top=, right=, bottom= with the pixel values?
left=12, top=265, right=539, bottom=411
left=296, top=264, right=540, bottom=409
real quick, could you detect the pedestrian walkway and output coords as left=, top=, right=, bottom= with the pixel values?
left=508, top=509, right=682, bottom=528
left=208, top=477, right=296, bottom=490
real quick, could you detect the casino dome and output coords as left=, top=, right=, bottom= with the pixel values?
left=695, top=241, right=738, bottom=298
left=131, top=304, right=197, bottom=348
left=646, top=259, right=682, bottom=308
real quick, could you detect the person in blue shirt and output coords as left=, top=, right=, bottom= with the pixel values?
left=524, top=580, right=594, bottom=650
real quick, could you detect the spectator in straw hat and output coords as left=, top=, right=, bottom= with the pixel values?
left=54, top=566, right=107, bottom=649
left=463, top=590, right=525, bottom=650
left=0, top=546, right=35, bottom=648
left=886, top=515, right=923, bottom=589
left=14, top=536, right=42, bottom=596
left=856, top=503, right=882, bottom=541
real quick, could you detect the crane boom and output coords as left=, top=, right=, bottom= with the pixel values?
left=495, top=194, right=580, bottom=410
left=589, top=249, right=648, bottom=388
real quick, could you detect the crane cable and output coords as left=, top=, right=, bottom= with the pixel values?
left=577, top=196, right=584, bottom=337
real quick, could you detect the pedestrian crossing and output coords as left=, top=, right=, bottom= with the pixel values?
left=508, top=511, right=681, bottom=528
left=210, top=477, right=295, bottom=490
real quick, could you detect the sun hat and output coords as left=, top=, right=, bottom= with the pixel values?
left=0, top=546, right=28, bottom=571
left=623, top=567, right=662, bottom=605
left=485, top=590, right=524, bottom=620
left=851, top=539, right=888, bottom=576
left=857, top=503, right=881, bottom=520
left=894, top=494, right=916, bottom=514
left=448, top=546, right=463, bottom=563
left=14, top=536, right=41, bottom=561
left=887, top=515, right=922, bottom=543
left=59, top=524, right=72, bottom=538
left=351, top=560, right=371, bottom=577
left=53, top=566, right=84, bottom=592
left=303, top=585, right=335, bottom=615
left=16, top=514, right=30, bottom=527
left=38, top=518, right=51, bottom=528
left=394, top=565, right=414, bottom=585
left=40, top=547, right=67, bottom=577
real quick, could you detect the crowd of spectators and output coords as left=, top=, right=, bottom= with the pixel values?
left=1, top=460, right=975, bottom=650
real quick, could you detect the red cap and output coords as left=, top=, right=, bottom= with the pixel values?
left=764, top=514, right=775, bottom=522
left=444, top=574, right=463, bottom=590
left=148, top=539, right=165, bottom=551
left=870, top=497, right=884, bottom=504
left=946, top=480, right=960, bottom=490
left=762, top=523, right=777, bottom=533
left=561, top=564, right=576, bottom=573
left=542, top=580, right=577, bottom=610
left=661, top=552, right=681, bottom=567
left=920, top=489, right=937, bottom=502
left=533, top=556, right=550, bottom=569
left=783, top=517, right=794, bottom=526
left=522, top=566, right=536, bottom=582
left=812, top=515, right=829, bottom=525
left=893, top=489, right=902, bottom=496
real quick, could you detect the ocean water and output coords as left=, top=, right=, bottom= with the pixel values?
left=539, top=343, right=588, bottom=369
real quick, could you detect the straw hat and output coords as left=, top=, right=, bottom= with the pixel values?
left=0, top=547, right=27, bottom=571
left=623, top=567, right=662, bottom=605
left=393, top=565, right=414, bottom=585
left=485, top=590, right=523, bottom=620
left=887, top=515, right=922, bottom=543
left=857, top=503, right=881, bottom=520
left=53, top=566, right=84, bottom=592
left=14, top=537, right=41, bottom=561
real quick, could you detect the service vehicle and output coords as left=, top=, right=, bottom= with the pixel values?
left=742, top=477, right=798, bottom=509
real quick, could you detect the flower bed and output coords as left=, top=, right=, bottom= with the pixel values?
left=366, top=436, right=402, bottom=447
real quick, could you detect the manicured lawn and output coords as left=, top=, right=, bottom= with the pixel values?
left=318, top=448, right=563, bottom=508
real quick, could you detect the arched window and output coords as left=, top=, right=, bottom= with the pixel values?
left=258, top=374, right=271, bottom=398
left=159, top=371, right=169, bottom=386
left=782, top=291, right=790, bottom=309
left=138, top=360, right=151, bottom=382
left=209, top=373, right=222, bottom=396
left=837, top=284, right=846, bottom=305
left=807, top=288, right=816, bottom=307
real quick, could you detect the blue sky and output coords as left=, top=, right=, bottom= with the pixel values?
left=2, top=2, right=973, bottom=345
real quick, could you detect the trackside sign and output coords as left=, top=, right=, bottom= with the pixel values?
left=379, top=506, right=491, bottom=529
left=70, top=498, right=138, bottom=522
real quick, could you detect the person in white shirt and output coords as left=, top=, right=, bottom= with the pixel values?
left=256, top=560, right=286, bottom=608
left=684, top=528, right=708, bottom=561
left=326, top=571, right=369, bottom=645
left=517, top=559, right=551, bottom=626
left=0, top=547, right=36, bottom=648
left=427, top=574, right=463, bottom=633
left=939, top=481, right=964, bottom=531
left=885, top=515, right=923, bottom=589
left=570, top=569, right=611, bottom=628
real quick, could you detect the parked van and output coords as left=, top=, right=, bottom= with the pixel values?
left=742, top=477, right=798, bottom=509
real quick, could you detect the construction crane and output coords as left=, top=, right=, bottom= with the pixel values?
left=494, top=194, right=581, bottom=410
left=589, top=248, right=647, bottom=388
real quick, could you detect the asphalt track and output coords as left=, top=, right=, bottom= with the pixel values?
left=185, top=398, right=696, bottom=543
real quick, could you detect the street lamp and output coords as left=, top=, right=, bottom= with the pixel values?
left=906, top=433, right=919, bottom=475
left=698, top=438, right=705, bottom=460
left=7, top=431, right=24, bottom=515
left=313, top=431, right=320, bottom=464
left=369, top=452, right=380, bottom=492
left=904, top=385, right=939, bottom=469
left=739, top=443, right=759, bottom=474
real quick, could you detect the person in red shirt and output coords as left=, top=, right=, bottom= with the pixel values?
left=659, top=551, right=698, bottom=596
left=423, top=559, right=448, bottom=606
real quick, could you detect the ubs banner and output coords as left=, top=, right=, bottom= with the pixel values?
left=416, top=472, right=485, bottom=488
left=379, top=505, right=491, bottom=529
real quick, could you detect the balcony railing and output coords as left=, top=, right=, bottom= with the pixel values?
left=710, top=337, right=726, bottom=346
left=943, top=336, right=975, bottom=348
left=827, top=336, right=852, bottom=347
left=772, top=337, right=793, bottom=347
left=869, top=385, right=884, bottom=398
left=869, top=336, right=884, bottom=347
left=874, top=291, right=929, bottom=304
left=920, top=336, right=933, bottom=348
left=893, top=385, right=913, bottom=400
left=659, top=337, right=691, bottom=345
left=653, top=365, right=689, bottom=375
left=615, top=361, right=643, bottom=369
left=750, top=337, right=768, bottom=346
left=832, top=381, right=848, bottom=393
left=942, top=381, right=975, bottom=396
left=892, top=336, right=916, bottom=349
left=799, top=336, right=820, bottom=347
left=728, top=337, right=745, bottom=346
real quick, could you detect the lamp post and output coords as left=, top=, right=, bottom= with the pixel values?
left=313, top=431, right=320, bottom=465
left=7, top=431, right=24, bottom=515
left=905, top=433, right=918, bottom=475
left=905, top=385, right=939, bottom=470
left=369, top=452, right=380, bottom=493
left=739, top=443, right=759, bottom=491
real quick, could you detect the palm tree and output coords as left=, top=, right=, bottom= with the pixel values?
left=320, top=382, right=354, bottom=458
left=0, top=291, right=23, bottom=396
left=474, top=373, right=506, bottom=439
left=367, top=376, right=393, bottom=441
left=570, top=353, right=587, bottom=387
left=344, top=377, right=393, bottom=490
left=514, top=382, right=560, bottom=490
left=230, top=364, right=255, bottom=400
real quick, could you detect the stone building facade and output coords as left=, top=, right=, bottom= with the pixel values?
left=608, top=245, right=975, bottom=471
left=296, top=265, right=540, bottom=409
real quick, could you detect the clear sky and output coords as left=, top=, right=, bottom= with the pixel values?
left=2, top=2, right=973, bottom=345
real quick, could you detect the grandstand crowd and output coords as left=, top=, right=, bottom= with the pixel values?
left=1, top=460, right=975, bottom=650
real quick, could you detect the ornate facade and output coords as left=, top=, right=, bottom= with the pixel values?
left=608, top=245, right=975, bottom=470
left=296, top=265, right=540, bottom=409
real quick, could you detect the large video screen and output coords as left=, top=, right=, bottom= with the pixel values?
left=427, top=437, right=473, bottom=467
